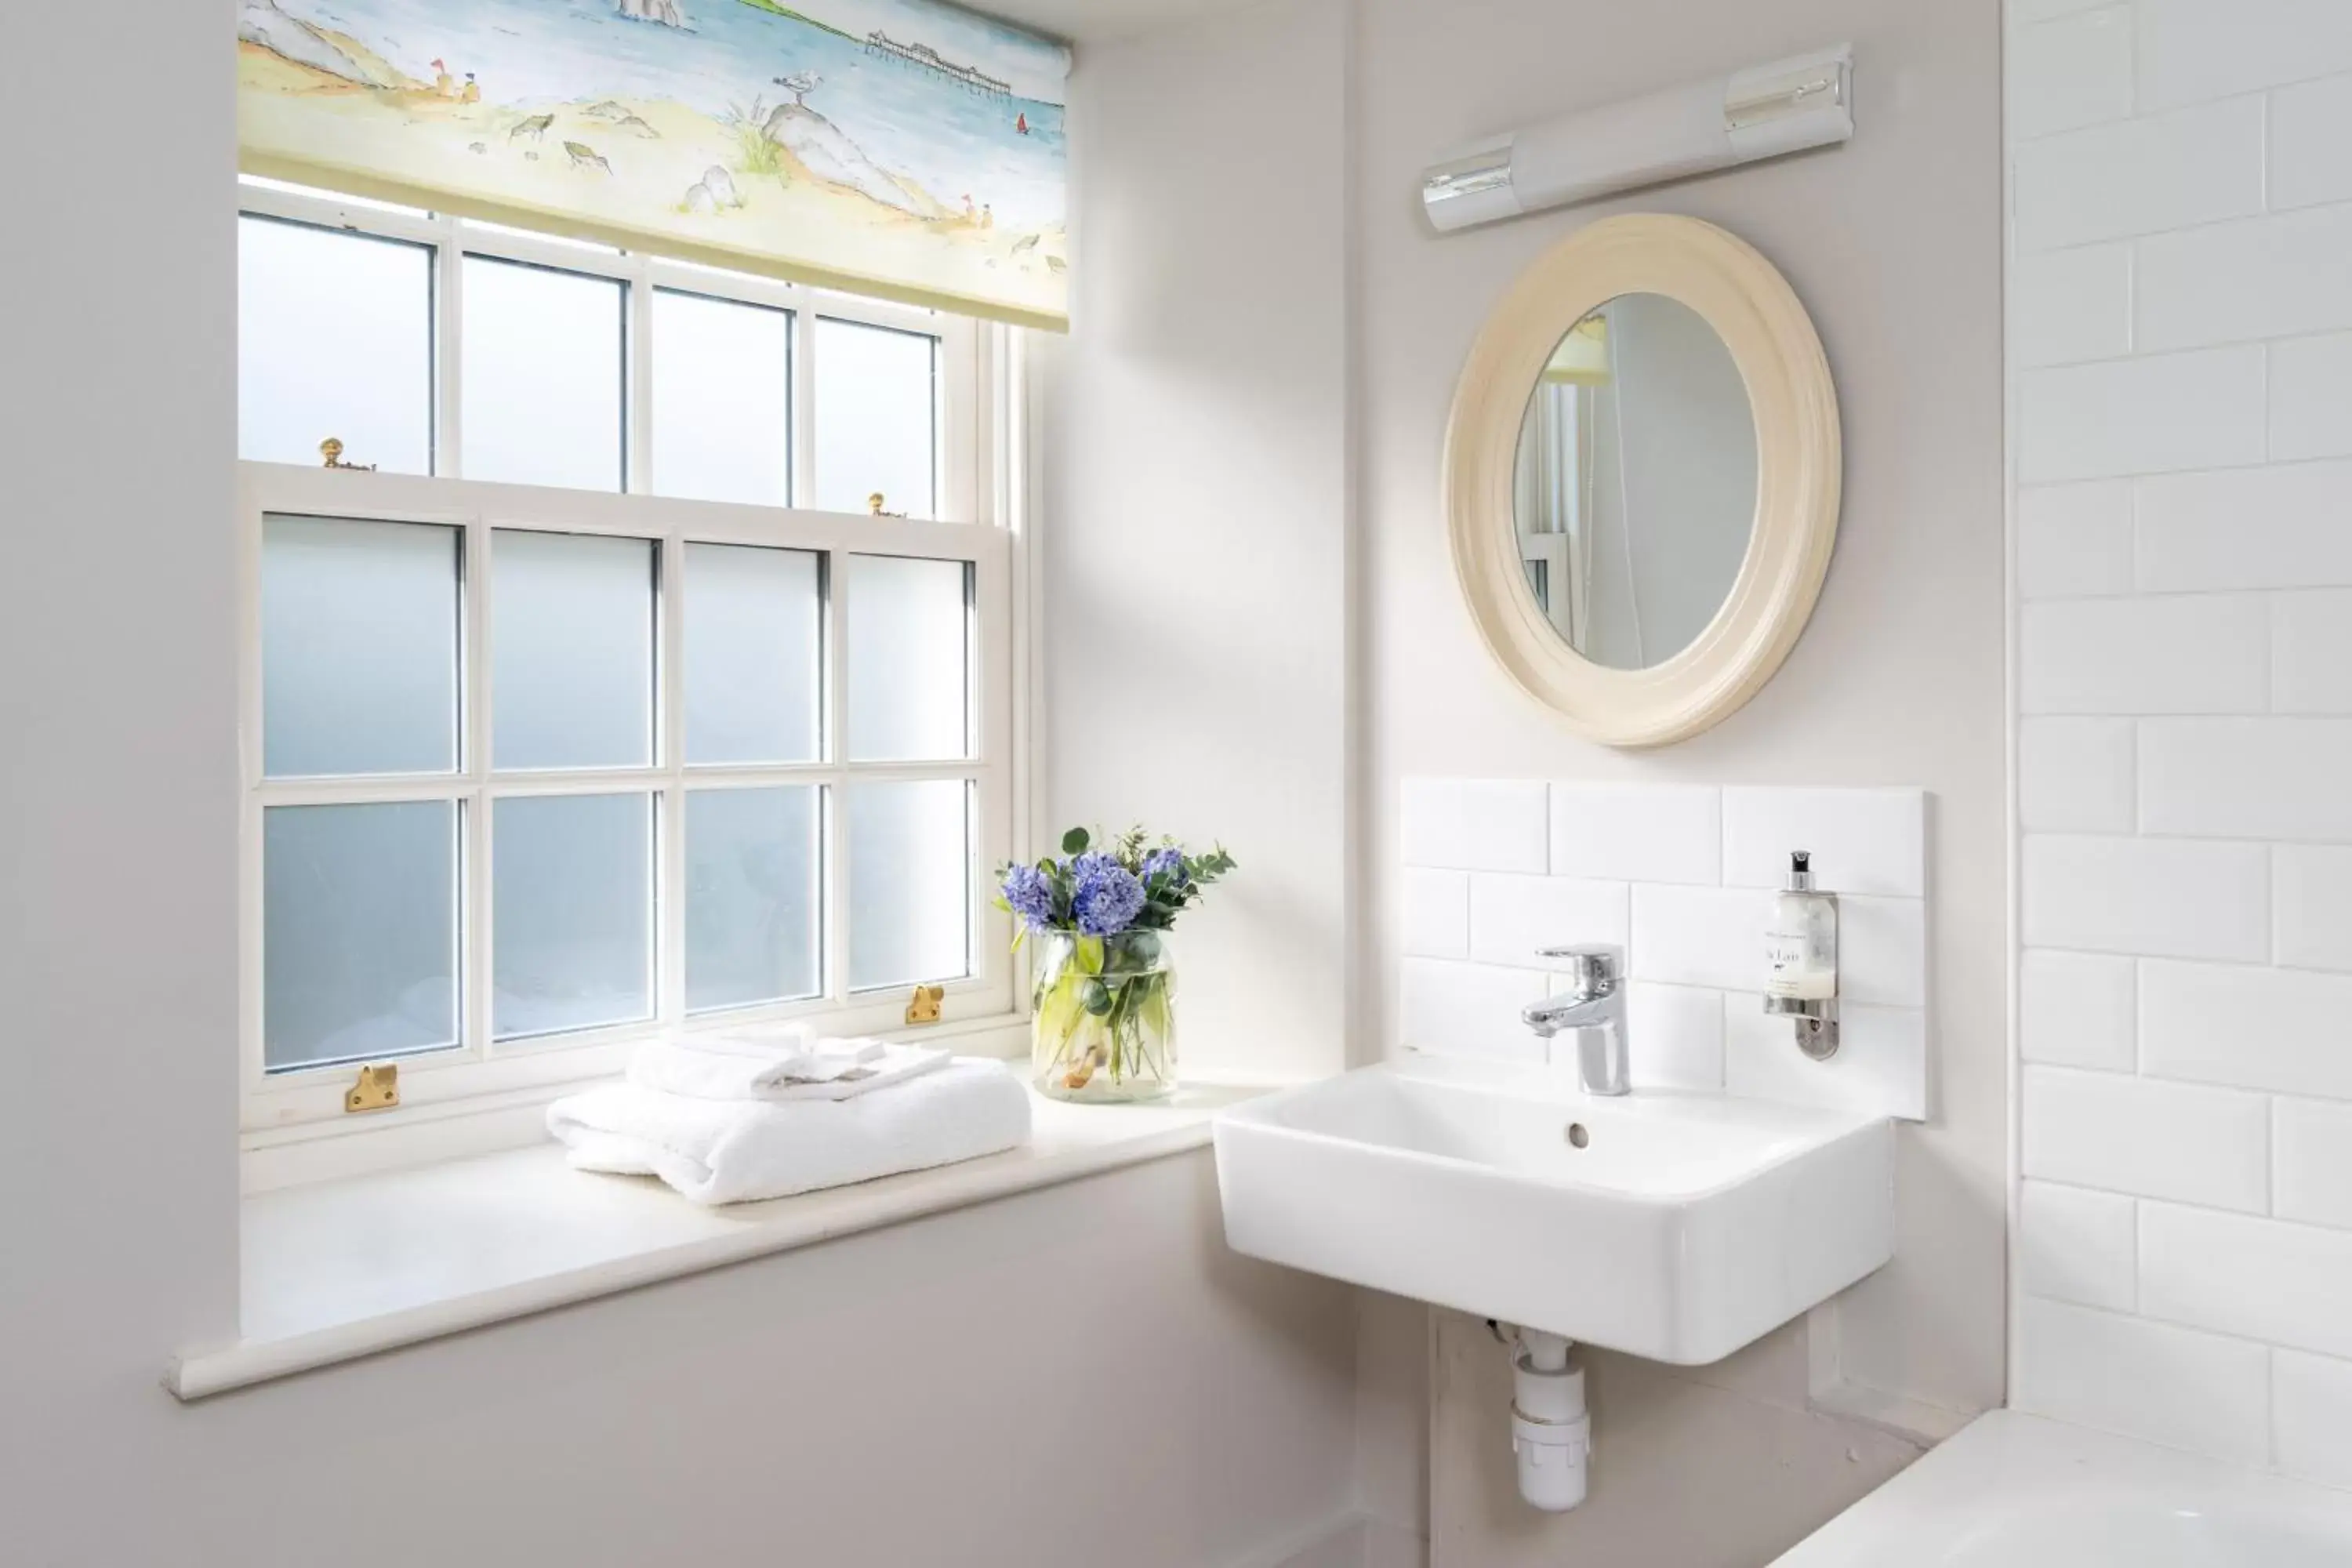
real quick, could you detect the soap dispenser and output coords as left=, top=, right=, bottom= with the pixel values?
left=1762, top=851, right=1839, bottom=1058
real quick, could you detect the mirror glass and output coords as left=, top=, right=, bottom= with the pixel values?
left=1511, top=293, right=1757, bottom=670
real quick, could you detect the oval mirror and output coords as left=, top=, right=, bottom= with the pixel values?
left=1446, top=215, right=1840, bottom=746
left=1512, top=294, right=1757, bottom=670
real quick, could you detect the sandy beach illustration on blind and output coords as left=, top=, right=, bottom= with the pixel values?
left=237, top=0, right=1069, bottom=321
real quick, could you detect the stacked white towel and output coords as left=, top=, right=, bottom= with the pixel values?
left=546, top=1031, right=1030, bottom=1207
left=628, top=1033, right=950, bottom=1102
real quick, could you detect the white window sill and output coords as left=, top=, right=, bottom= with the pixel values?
left=170, top=1081, right=1272, bottom=1400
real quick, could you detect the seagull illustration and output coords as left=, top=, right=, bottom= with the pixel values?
left=772, top=70, right=820, bottom=105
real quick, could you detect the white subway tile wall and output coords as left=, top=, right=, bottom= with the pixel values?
left=2018, top=1178, right=2138, bottom=1311
left=2010, top=0, right=2352, bottom=1479
left=1399, top=781, right=1926, bottom=1119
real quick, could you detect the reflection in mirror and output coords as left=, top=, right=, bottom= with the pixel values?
left=1512, top=294, right=1757, bottom=671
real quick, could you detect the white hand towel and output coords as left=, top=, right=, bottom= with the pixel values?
left=546, top=1057, right=1032, bottom=1206
left=627, top=1038, right=948, bottom=1102
left=670, top=1025, right=886, bottom=1080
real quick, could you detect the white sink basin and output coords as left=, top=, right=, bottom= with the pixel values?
left=1213, top=1055, right=1893, bottom=1365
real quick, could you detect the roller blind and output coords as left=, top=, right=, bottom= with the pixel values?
left=237, top=0, right=1070, bottom=328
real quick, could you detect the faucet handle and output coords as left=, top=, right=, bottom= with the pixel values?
left=1537, top=943, right=1623, bottom=998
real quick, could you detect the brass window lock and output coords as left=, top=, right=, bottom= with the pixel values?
left=344, top=1063, right=401, bottom=1113
left=905, top=984, right=945, bottom=1025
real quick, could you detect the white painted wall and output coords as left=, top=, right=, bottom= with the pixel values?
left=1354, top=0, right=2007, bottom=1559
left=1040, top=0, right=1353, bottom=1089
left=0, top=4, right=1363, bottom=1563
left=2009, top=0, right=2352, bottom=1489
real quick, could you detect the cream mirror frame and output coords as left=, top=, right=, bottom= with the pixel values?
left=1444, top=214, right=1841, bottom=747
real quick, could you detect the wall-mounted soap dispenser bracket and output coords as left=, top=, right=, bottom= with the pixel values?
left=1763, top=850, right=1841, bottom=1060
left=1765, top=995, right=1840, bottom=1058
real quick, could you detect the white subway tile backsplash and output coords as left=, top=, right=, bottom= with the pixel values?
left=2274, top=593, right=2352, bottom=713
left=2012, top=250, right=2133, bottom=372
left=2020, top=718, right=2135, bottom=832
left=1721, top=787, right=1926, bottom=897
left=2021, top=949, right=2137, bottom=1069
left=2269, top=336, right=2352, bottom=463
left=2141, top=959, right=2352, bottom=1099
left=2278, top=844, right=2352, bottom=971
left=1725, top=1001, right=1926, bottom=1121
left=2017, top=481, right=2135, bottom=597
left=2020, top=1180, right=2137, bottom=1310
left=1548, top=783, right=1720, bottom=886
left=1400, top=868, right=1470, bottom=959
left=1400, top=778, right=1928, bottom=1122
left=2137, top=463, right=2352, bottom=591
left=2276, top=1097, right=2352, bottom=1231
left=2137, top=0, right=2352, bottom=111
left=1623, top=982, right=1726, bottom=1091
left=1398, top=956, right=1548, bottom=1063
left=2012, top=99, right=2263, bottom=251
left=2014, top=1295, right=2271, bottom=1464
left=2017, top=348, right=2265, bottom=483
left=2140, top=720, right=2352, bottom=844
left=2277, top=1351, right=2352, bottom=1490
left=1400, top=778, right=1548, bottom=873
left=1468, top=874, right=1628, bottom=971
left=2140, top=205, right=2352, bottom=351
left=2024, top=835, right=2269, bottom=961
left=1630, top=884, right=1764, bottom=992
left=2023, top=1065, right=2270, bottom=1210
left=2011, top=8, right=2135, bottom=140
left=1838, top=897, right=1928, bottom=1008
left=2020, top=596, right=2268, bottom=715
left=2271, top=74, right=2352, bottom=212
left=2142, top=1202, right=2352, bottom=1360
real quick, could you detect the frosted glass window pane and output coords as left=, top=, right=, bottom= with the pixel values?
left=239, top=216, right=432, bottom=474
left=846, top=780, right=970, bottom=992
left=686, top=787, right=820, bottom=1013
left=652, top=290, right=793, bottom=506
left=492, top=531, right=655, bottom=770
left=815, top=318, right=936, bottom=517
left=493, top=793, right=654, bottom=1039
left=683, top=543, right=821, bottom=765
left=461, top=256, right=625, bottom=491
left=262, top=515, right=459, bottom=777
left=845, top=555, right=970, bottom=761
left=264, top=802, right=458, bottom=1072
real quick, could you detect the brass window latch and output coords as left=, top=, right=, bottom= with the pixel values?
left=905, top=983, right=945, bottom=1025
left=344, top=1063, right=401, bottom=1113
left=318, top=436, right=377, bottom=471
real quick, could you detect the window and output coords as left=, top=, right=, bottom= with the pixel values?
left=236, top=181, right=1017, bottom=1135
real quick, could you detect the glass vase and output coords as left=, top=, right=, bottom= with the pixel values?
left=1030, top=929, right=1177, bottom=1102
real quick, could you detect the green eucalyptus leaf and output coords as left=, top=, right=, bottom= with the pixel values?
left=1062, top=826, right=1091, bottom=855
left=1081, top=978, right=1112, bottom=1015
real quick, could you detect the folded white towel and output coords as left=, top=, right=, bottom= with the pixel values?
left=673, top=1024, right=880, bottom=1074
left=546, top=1057, right=1032, bottom=1206
left=627, top=1036, right=948, bottom=1102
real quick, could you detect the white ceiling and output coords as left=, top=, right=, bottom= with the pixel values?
left=977, top=0, right=1252, bottom=45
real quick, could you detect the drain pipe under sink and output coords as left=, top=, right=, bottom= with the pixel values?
left=1506, top=1325, right=1589, bottom=1511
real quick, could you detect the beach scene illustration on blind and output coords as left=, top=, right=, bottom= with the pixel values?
left=237, top=0, right=1069, bottom=321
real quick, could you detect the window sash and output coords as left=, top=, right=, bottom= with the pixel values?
left=235, top=180, right=984, bottom=521
left=237, top=465, right=1014, bottom=1135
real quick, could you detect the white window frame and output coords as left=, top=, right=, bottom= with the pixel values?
left=236, top=183, right=1031, bottom=1156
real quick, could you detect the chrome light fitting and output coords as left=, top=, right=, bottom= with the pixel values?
left=1421, top=45, right=1855, bottom=233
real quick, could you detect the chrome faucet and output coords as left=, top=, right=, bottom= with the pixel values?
left=1520, top=945, right=1630, bottom=1097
